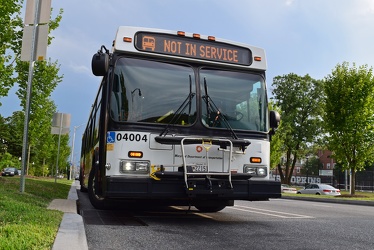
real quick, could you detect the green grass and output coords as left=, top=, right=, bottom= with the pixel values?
left=0, top=176, right=73, bottom=250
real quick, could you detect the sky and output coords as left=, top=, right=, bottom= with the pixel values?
left=1, top=0, right=374, bottom=164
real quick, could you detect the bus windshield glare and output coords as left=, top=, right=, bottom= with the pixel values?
left=200, top=69, right=268, bottom=132
left=111, top=58, right=196, bottom=124
left=111, top=57, right=268, bottom=132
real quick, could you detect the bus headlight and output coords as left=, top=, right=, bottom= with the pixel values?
left=120, top=160, right=150, bottom=174
left=243, top=165, right=267, bottom=177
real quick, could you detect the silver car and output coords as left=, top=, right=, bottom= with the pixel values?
left=281, top=184, right=297, bottom=194
left=297, top=183, right=341, bottom=196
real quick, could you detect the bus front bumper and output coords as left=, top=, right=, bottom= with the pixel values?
left=104, top=176, right=281, bottom=201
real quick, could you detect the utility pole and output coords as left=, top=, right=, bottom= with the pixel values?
left=69, top=124, right=84, bottom=180
left=20, top=0, right=51, bottom=193
left=20, top=0, right=51, bottom=192
left=51, top=113, right=71, bottom=182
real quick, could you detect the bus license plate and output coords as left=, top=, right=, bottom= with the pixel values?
left=192, top=165, right=208, bottom=172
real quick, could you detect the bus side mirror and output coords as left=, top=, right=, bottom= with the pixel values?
left=92, top=49, right=109, bottom=76
left=270, top=110, right=280, bottom=129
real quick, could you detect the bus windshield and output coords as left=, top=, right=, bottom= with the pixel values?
left=200, top=68, right=268, bottom=132
left=111, top=57, right=196, bottom=124
left=110, top=57, right=268, bottom=132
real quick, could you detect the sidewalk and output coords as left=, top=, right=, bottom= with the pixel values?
left=48, top=181, right=88, bottom=250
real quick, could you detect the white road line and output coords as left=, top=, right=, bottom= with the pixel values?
left=170, top=206, right=214, bottom=219
left=228, top=205, right=313, bottom=219
left=311, top=204, right=333, bottom=208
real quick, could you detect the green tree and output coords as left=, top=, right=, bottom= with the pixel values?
left=301, top=156, right=323, bottom=179
left=269, top=101, right=283, bottom=173
left=323, top=62, right=374, bottom=195
left=0, top=1, right=67, bottom=177
left=3, top=111, right=24, bottom=157
left=0, top=0, right=23, bottom=104
left=0, top=115, right=9, bottom=153
left=15, top=59, right=63, bottom=176
left=271, top=73, right=324, bottom=184
left=0, top=152, right=20, bottom=170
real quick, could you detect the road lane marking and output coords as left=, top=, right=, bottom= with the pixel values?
left=228, top=205, right=314, bottom=219
left=170, top=206, right=214, bottom=219
left=311, top=204, right=333, bottom=208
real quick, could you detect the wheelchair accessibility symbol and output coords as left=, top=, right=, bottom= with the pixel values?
left=107, top=131, right=115, bottom=143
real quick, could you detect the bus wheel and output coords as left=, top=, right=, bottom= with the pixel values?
left=194, top=204, right=226, bottom=213
left=79, top=170, right=88, bottom=193
left=88, top=167, right=107, bottom=209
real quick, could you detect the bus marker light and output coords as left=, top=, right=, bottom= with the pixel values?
left=128, top=151, right=143, bottom=158
left=123, top=37, right=132, bottom=43
left=177, top=31, right=185, bottom=36
left=250, top=157, right=262, bottom=163
left=254, top=56, right=262, bottom=61
left=193, top=33, right=201, bottom=39
left=208, top=36, right=216, bottom=41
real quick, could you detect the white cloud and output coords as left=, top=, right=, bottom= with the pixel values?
left=67, top=62, right=91, bottom=75
left=285, top=0, right=295, bottom=6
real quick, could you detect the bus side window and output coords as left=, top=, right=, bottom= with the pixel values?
left=111, top=92, right=120, bottom=121
left=112, top=72, right=131, bottom=121
left=111, top=74, right=121, bottom=121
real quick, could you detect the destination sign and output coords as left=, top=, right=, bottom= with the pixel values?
left=135, top=32, right=252, bottom=66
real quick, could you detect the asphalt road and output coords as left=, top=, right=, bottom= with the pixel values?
left=77, top=191, right=374, bottom=250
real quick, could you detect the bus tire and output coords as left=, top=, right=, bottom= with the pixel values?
left=80, top=185, right=88, bottom=193
left=88, top=167, right=107, bottom=209
left=194, top=204, right=226, bottom=213
left=79, top=170, right=88, bottom=193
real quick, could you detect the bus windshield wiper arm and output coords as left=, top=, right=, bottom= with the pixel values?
left=202, top=77, right=238, bottom=140
left=159, top=75, right=195, bottom=137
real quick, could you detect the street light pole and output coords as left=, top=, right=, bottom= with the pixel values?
left=69, top=123, right=84, bottom=180
left=20, top=0, right=40, bottom=193
left=306, top=156, right=309, bottom=184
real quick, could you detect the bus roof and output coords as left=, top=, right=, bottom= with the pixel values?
left=112, top=26, right=267, bottom=70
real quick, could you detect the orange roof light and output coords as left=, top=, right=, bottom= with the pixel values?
left=177, top=31, right=185, bottom=36
left=254, top=56, right=262, bottom=61
left=208, top=36, right=216, bottom=41
left=123, top=37, right=132, bottom=43
left=193, top=33, right=201, bottom=39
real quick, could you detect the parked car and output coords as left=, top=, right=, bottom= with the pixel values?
left=297, top=183, right=341, bottom=196
left=281, top=184, right=297, bottom=194
left=1, top=167, right=19, bottom=177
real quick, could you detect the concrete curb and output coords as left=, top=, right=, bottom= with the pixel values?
left=49, top=181, right=88, bottom=250
left=282, top=196, right=374, bottom=206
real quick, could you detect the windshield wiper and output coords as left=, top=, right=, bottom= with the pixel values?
left=202, top=77, right=238, bottom=140
left=159, top=75, right=195, bottom=137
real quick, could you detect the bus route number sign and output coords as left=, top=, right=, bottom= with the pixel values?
left=135, top=32, right=252, bottom=66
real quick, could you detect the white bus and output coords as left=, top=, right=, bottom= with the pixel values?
left=80, top=26, right=280, bottom=212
